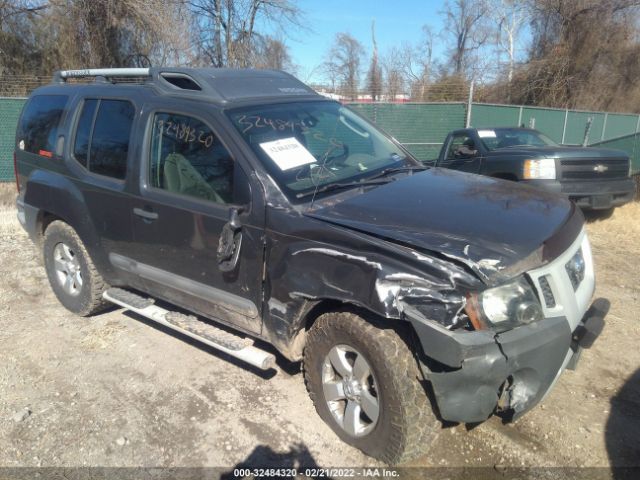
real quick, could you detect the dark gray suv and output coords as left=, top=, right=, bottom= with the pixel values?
left=14, top=67, right=608, bottom=464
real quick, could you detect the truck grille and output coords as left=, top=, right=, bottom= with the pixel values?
left=560, top=158, right=629, bottom=181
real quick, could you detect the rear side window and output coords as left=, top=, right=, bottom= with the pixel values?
left=18, top=95, right=69, bottom=156
left=73, top=99, right=135, bottom=179
left=73, top=99, right=98, bottom=168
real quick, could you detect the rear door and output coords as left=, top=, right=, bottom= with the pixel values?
left=65, top=97, right=139, bottom=270
left=125, top=104, right=265, bottom=335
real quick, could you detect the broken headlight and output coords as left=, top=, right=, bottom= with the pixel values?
left=466, top=277, right=543, bottom=332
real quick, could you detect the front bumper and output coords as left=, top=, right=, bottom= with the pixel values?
left=523, top=178, right=635, bottom=210
left=411, top=298, right=608, bottom=424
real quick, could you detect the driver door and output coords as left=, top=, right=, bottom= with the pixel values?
left=439, top=133, right=482, bottom=173
left=126, top=106, right=265, bottom=335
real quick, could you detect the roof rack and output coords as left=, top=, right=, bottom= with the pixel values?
left=48, top=67, right=321, bottom=105
left=53, top=68, right=151, bottom=82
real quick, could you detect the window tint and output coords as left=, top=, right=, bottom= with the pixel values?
left=150, top=113, right=234, bottom=204
left=89, top=100, right=135, bottom=179
left=18, top=95, right=69, bottom=156
left=73, top=99, right=98, bottom=168
left=479, top=129, right=557, bottom=151
left=447, top=134, right=477, bottom=160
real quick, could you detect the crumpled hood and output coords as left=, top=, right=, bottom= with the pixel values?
left=306, top=168, right=578, bottom=285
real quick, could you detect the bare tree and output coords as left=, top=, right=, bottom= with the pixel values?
left=381, top=47, right=405, bottom=101
left=253, top=35, right=296, bottom=72
left=401, top=25, right=435, bottom=101
left=441, top=0, right=490, bottom=78
left=0, top=0, right=192, bottom=76
left=189, top=0, right=303, bottom=68
left=365, top=20, right=382, bottom=101
left=324, top=32, right=364, bottom=100
left=491, top=0, right=525, bottom=84
left=508, top=0, right=640, bottom=110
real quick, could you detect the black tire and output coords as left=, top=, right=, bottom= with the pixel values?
left=584, top=208, right=615, bottom=222
left=303, top=311, right=438, bottom=464
left=43, top=221, right=109, bottom=316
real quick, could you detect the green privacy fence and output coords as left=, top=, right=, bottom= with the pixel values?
left=591, top=132, right=640, bottom=174
left=470, top=103, right=640, bottom=147
left=1, top=97, right=639, bottom=180
left=0, top=98, right=25, bottom=181
left=351, top=102, right=640, bottom=173
left=348, top=103, right=467, bottom=161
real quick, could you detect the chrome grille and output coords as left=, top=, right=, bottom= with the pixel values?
left=560, top=158, right=629, bottom=181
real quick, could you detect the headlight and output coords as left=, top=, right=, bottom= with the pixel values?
left=466, top=277, right=544, bottom=332
left=523, top=158, right=556, bottom=179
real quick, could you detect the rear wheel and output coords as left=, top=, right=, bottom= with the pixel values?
left=43, top=221, right=109, bottom=316
left=303, top=311, right=439, bottom=464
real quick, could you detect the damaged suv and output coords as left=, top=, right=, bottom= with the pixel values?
left=14, top=68, right=607, bottom=464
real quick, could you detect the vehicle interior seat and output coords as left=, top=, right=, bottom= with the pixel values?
left=163, top=153, right=224, bottom=203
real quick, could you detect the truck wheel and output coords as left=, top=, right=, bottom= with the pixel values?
left=303, top=311, right=438, bottom=464
left=43, top=221, right=109, bottom=316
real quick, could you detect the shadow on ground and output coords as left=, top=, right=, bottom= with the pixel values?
left=605, top=367, right=640, bottom=478
left=220, top=443, right=328, bottom=480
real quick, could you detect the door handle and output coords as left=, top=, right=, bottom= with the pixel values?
left=133, top=207, right=158, bottom=221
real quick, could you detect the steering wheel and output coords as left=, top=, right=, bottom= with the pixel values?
left=294, top=142, right=350, bottom=183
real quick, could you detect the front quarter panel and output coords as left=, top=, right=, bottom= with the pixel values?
left=262, top=206, right=482, bottom=359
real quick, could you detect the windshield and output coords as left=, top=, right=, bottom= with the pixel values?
left=227, top=101, right=417, bottom=200
left=479, top=128, right=558, bottom=151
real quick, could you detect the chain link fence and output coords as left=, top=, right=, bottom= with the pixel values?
left=0, top=97, right=28, bottom=181
left=1, top=75, right=639, bottom=180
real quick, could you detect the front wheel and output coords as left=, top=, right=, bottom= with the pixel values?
left=303, top=311, right=439, bottom=464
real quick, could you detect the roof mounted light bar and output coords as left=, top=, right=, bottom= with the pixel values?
left=54, top=68, right=151, bottom=82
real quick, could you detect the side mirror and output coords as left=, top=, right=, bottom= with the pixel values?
left=217, top=206, right=244, bottom=272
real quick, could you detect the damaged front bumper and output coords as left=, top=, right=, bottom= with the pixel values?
left=410, top=298, right=609, bottom=424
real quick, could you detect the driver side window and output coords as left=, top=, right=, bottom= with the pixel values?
left=149, top=113, right=234, bottom=204
left=446, top=134, right=477, bottom=160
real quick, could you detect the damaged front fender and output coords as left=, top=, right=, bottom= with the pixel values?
left=262, top=211, right=482, bottom=359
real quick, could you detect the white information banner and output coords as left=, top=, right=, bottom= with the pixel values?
left=259, top=137, right=317, bottom=171
left=477, top=129, right=497, bottom=138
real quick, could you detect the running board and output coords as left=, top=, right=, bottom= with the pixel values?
left=103, top=288, right=276, bottom=371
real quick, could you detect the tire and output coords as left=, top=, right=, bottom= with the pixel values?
left=584, top=208, right=615, bottom=222
left=303, top=311, right=439, bottom=464
left=43, top=221, right=109, bottom=316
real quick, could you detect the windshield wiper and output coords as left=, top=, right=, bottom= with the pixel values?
left=296, top=178, right=392, bottom=199
left=365, top=165, right=429, bottom=181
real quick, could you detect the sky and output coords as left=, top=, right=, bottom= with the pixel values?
left=277, top=0, right=450, bottom=83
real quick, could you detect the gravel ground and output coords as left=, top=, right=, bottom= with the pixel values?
left=0, top=184, right=638, bottom=476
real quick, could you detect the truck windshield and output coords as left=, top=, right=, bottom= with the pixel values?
left=479, top=128, right=558, bottom=151
left=227, top=101, right=418, bottom=200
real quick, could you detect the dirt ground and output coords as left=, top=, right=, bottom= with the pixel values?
left=0, top=182, right=638, bottom=475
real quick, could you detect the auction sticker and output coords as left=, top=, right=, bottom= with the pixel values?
left=477, top=129, right=497, bottom=138
left=259, top=137, right=317, bottom=171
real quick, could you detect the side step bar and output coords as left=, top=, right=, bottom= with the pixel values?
left=103, top=288, right=276, bottom=371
